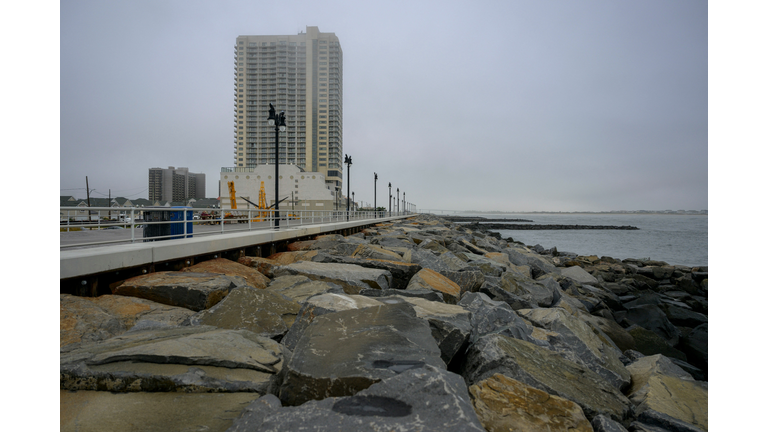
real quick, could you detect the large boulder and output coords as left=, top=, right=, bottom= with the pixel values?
left=560, top=265, right=599, bottom=284
left=504, top=246, right=559, bottom=276
left=625, top=355, right=708, bottom=431
left=351, top=244, right=406, bottom=262
left=458, top=292, right=535, bottom=345
left=112, top=272, right=250, bottom=312
left=267, top=250, right=320, bottom=265
left=60, top=294, right=194, bottom=349
left=678, top=323, right=708, bottom=378
left=461, top=333, right=631, bottom=422
left=499, top=271, right=558, bottom=307
left=624, top=304, right=682, bottom=346
left=469, top=373, right=593, bottom=432
left=273, top=261, right=391, bottom=294
left=518, top=308, right=631, bottom=390
left=186, top=286, right=300, bottom=340
left=229, top=366, right=485, bottom=432
left=311, top=252, right=421, bottom=290
left=61, top=390, right=260, bottom=432
left=181, top=258, right=270, bottom=289
left=266, top=275, right=345, bottom=303
left=61, top=325, right=286, bottom=394
left=376, top=295, right=472, bottom=365
left=278, top=302, right=445, bottom=406
left=406, top=268, right=462, bottom=304
left=439, top=269, right=486, bottom=296
left=238, top=256, right=280, bottom=278
left=626, top=325, right=687, bottom=361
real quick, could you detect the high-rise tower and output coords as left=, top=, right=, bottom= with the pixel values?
left=234, top=26, right=343, bottom=194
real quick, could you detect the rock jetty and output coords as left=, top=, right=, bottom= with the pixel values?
left=60, top=214, right=708, bottom=432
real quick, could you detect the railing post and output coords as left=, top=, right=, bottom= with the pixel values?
left=130, top=208, right=135, bottom=243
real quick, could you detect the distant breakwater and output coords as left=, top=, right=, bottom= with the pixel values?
left=465, top=222, right=640, bottom=231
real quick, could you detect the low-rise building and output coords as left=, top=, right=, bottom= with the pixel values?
left=220, top=165, right=335, bottom=212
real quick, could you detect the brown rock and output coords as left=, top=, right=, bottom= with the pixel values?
left=60, top=294, right=194, bottom=348
left=182, top=258, right=269, bottom=289
left=470, top=374, right=593, bottom=432
left=286, top=240, right=316, bottom=251
left=267, top=250, right=319, bottom=265
left=406, top=268, right=462, bottom=304
left=238, top=256, right=280, bottom=278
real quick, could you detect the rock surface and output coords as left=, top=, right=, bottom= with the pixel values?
left=61, top=214, right=708, bottom=431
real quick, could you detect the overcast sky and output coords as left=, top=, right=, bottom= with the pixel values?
left=57, top=0, right=709, bottom=212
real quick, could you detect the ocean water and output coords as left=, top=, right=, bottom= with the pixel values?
left=458, top=213, right=707, bottom=267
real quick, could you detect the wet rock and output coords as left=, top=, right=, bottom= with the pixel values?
left=678, top=323, right=708, bottom=377
left=112, top=271, right=250, bottom=312
left=624, top=304, right=681, bottom=346
left=278, top=302, right=445, bottom=406
left=230, top=366, right=485, bottom=432
left=626, top=325, right=687, bottom=362
left=469, top=373, right=593, bottom=432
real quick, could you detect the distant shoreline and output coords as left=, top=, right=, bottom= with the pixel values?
left=450, top=211, right=707, bottom=216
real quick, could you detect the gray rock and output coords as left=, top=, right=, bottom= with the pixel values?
left=679, top=323, right=708, bottom=376
left=267, top=276, right=345, bottom=303
left=61, top=325, right=286, bottom=393
left=457, top=292, right=535, bottom=345
left=187, top=286, right=301, bottom=340
left=519, top=307, right=631, bottom=391
left=312, top=252, right=421, bottom=289
left=478, top=280, right=536, bottom=310
left=624, top=304, right=682, bottom=346
left=404, top=248, right=452, bottom=272
left=439, top=269, right=485, bottom=296
left=231, top=366, right=485, bottom=431
left=360, top=288, right=445, bottom=303
left=112, top=271, right=250, bottom=312
left=504, top=246, right=560, bottom=275
left=278, top=302, right=445, bottom=406
left=561, top=265, right=600, bottom=284
left=273, top=261, right=392, bottom=294
left=499, top=270, right=558, bottom=307
left=375, top=295, right=471, bottom=365
left=592, top=414, right=629, bottom=432
left=461, top=333, right=631, bottom=422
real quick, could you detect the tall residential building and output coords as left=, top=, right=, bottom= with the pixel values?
left=234, top=26, right=343, bottom=196
left=148, top=167, right=206, bottom=202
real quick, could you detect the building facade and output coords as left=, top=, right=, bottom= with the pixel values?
left=148, top=167, right=206, bottom=202
left=220, top=165, right=335, bottom=212
left=234, top=26, right=343, bottom=201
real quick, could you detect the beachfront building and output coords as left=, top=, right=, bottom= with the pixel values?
left=220, top=165, right=335, bottom=212
left=233, top=26, right=343, bottom=203
left=148, top=167, right=206, bottom=202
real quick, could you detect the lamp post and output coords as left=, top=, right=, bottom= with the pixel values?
left=397, top=188, right=400, bottom=215
left=352, top=192, right=355, bottom=214
left=388, top=182, right=392, bottom=214
left=267, top=103, right=286, bottom=229
left=403, top=192, right=406, bottom=214
left=374, top=172, right=378, bottom=218
left=344, top=154, right=352, bottom=220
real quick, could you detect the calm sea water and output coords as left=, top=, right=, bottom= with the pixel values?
left=457, top=213, right=707, bottom=267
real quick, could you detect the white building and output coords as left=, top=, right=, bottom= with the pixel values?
left=220, top=165, right=335, bottom=212
left=234, top=26, right=343, bottom=197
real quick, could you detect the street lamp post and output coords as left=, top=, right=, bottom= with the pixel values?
left=352, top=192, right=355, bottom=214
left=267, top=103, right=286, bottom=229
left=374, top=173, right=378, bottom=218
left=397, top=188, right=400, bottom=215
left=344, top=154, right=352, bottom=220
left=388, top=182, right=392, bottom=214
left=403, top=192, right=406, bottom=214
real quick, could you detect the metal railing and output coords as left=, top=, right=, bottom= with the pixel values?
left=60, top=206, right=413, bottom=249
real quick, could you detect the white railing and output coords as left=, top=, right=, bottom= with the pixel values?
left=60, top=206, right=412, bottom=249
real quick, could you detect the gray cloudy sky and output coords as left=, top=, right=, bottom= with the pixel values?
left=59, top=0, right=708, bottom=212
